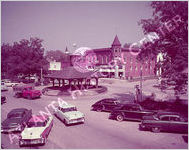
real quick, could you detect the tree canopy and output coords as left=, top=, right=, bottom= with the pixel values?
left=1, top=37, right=47, bottom=79
left=45, top=50, right=68, bottom=62
left=138, top=1, right=188, bottom=95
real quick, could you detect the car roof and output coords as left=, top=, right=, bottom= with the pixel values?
left=59, top=104, right=76, bottom=109
left=98, top=98, right=117, bottom=102
left=29, top=115, right=49, bottom=122
left=11, top=108, right=28, bottom=112
left=157, top=111, right=180, bottom=116
left=122, top=103, right=140, bottom=106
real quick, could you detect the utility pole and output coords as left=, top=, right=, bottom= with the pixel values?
left=41, top=68, right=43, bottom=85
left=140, top=69, right=143, bottom=102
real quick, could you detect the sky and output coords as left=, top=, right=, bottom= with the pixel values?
left=2, top=1, right=153, bottom=53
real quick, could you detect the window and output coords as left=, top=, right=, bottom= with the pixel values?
left=135, top=66, right=137, bottom=71
left=130, top=58, right=132, bottom=64
left=130, top=66, right=132, bottom=71
left=161, top=116, right=169, bottom=121
left=170, top=116, right=180, bottom=121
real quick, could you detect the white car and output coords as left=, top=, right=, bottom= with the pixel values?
left=19, top=115, right=53, bottom=146
left=1, top=82, right=8, bottom=91
left=54, top=104, right=85, bottom=125
left=3, top=80, right=19, bottom=87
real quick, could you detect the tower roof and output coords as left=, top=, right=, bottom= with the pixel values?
left=112, top=35, right=121, bottom=46
left=65, top=46, right=69, bottom=54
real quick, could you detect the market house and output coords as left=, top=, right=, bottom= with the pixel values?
left=45, top=67, right=100, bottom=90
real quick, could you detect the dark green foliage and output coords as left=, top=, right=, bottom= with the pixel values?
left=138, top=1, right=188, bottom=95
left=1, top=37, right=47, bottom=79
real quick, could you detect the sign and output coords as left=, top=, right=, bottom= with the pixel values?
left=49, top=61, right=61, bottom=70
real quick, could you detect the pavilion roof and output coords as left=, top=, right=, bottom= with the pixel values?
left=44, top=67, right=100, bottom=79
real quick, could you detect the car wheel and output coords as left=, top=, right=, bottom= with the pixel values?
left=151, top=127, right=161, bottom=133
left=116, top=114, right=124, bottom=122
left=42, top=137, right=47, bottom=145
left=27, top=95, right=32, bottom=100
left=15, top=93, right=19, bottom=98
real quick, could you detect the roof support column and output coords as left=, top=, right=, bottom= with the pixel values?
left=58, top=79, right=61, bottom=87
left=62, top=79, right=65, bottom=87
left=52, top=79, right=55, bottom=87
left=95, top=78, right=98, bottom=88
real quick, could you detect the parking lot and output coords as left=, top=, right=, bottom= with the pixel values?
left=1, top=80, right=188, bottom=149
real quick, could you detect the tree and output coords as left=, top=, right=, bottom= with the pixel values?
left=45, top=50, right=68, bottom=62
left=1, top=37, right=47, bottom=79
left=138, top=1, right=188, bottom=95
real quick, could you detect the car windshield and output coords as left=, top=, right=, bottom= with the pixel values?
left=25, top=87, right=33, bottom=90
left=62, top=107, right=77, bottom=112
left=8, top=113, right=23, bottom=118
left=27, top=121, right=46, bottom=127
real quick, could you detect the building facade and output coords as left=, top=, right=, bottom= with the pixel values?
left=61, top=35, right=156, bottom=79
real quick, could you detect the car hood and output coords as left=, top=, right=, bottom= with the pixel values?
left=64, top=111, right=84, bottom=119
left=2, top=118, right=22, bottom=128
left=21, top=127, right=45, bottom=139
left=31, top=90, right=41, bottom=93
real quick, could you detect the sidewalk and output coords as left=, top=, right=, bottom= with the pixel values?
left=99, top=78, right=188, bottom=103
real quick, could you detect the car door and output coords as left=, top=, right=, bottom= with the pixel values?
left=169, top=116, right=188, bottom=133
left=122, top=105, right=135, bottom=119
left=159, top=116, right=171, bottom=131
left=102, top=101, right=115, bottom=111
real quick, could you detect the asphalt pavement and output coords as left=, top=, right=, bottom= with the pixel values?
left=1, top=80, right=188, bottom=149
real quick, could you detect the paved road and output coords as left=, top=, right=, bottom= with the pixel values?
left=1, top=83, right=188, bottom=149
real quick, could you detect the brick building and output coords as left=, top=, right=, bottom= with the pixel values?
left=59, top=35, right=156, bottom=79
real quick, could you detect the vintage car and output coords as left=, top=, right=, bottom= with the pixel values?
left=109, top=103, right=156, bottom=122
left=2, top=79, right=19, bottom=87
left=1, top=82, right=8, bottom=91
left=91, top=98, right=124, bottom=112
left=139, top=112, right=188, bottom=133
left=54, top=104, right=84, bottom=125
left=1, top=108, right=32, bottom=133
left=19, top=115, right=53, bottom=146
left=1, top=96, right=6, bottom=104
left=13, top=85, right=41, bottom=99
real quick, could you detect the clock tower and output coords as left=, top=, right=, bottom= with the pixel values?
left=111, top=35, right=122, bottom=58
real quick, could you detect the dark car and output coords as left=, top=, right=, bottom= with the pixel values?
left=109, top=103, right=155, bottom=122
left=91, top=98, right=123, bottom=112
left=1, top=108, right=32, bottom=133
left=139, top=112, right=188, bottom=133
left=1, top=96, right=6, bottom=104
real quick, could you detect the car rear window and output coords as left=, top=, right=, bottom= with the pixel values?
left=8, top=112, right=23, bottom=118
left=62, top=107, right=77, bottom=112
left=27, top=121, right=46, bottom=127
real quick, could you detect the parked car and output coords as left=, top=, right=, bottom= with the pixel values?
left=1, top=108, right=32, bottom=133
left=1, top=82, right=8, bottom=91
left=1, top=96, right=6, bottom=104
left=91, top=98, right=124, bottom=112
left=109, top=103, right=156, bottom=122
left=54, top=104, right=85, bottom=125
left=2, top=80, right=19, bottom=87
left=139, top=112, right=188, bottom=133
left=19, top=115, right=53, bottom=146
left=13, top=85, right=41, bottom=99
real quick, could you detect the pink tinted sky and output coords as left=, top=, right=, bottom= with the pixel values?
left=2, top=1, right=153, bottom=53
